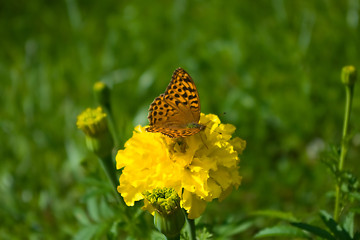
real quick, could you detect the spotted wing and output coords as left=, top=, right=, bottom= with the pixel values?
left=163, top=67, right=201, bottom=123
left=146, top=125, right=203, bottom=138
left=146, top=68, right=203, bottom=138
left=146, top=93, right=200, bottom=138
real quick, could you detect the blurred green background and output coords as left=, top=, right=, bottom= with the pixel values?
left=1, top=0, right=360, bottom=239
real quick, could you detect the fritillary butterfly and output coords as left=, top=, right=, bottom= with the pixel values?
left=145, top=67, right=205, bottom=138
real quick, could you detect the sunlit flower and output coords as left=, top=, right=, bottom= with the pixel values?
left=116, top=113, right=246, bottom=219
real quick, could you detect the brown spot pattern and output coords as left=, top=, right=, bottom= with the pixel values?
left=145, top=67, right=205, bottom=138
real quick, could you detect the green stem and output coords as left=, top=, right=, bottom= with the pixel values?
left=98, top=154, right=125, bottom=206
left=334, top=185, right=340, bottom=221
left=334, top=85, right=354, bottom=221
left=165, top=235, right=180, bottom=240
left=339, top=86, right=353, bottom=170
left=103, top=104, right=120, bottom=147
left=185, top=216, right=196, bottom=240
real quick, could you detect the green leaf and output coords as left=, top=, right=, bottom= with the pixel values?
left=82, top=177, right=112, bottom=189
left=73, top=224, right=101, bottom=240
left=254, top=224, right=309, bottom=238
left=82, top=188, right=112, bottom=201
left=215, top=220, right=254, bottom=237
left=94, top=222, right=112, bottom=239
left=99, top=196, right=114, bottom=219
left=251, top=210, right=298, bottom=222
left=354, top=232, right=360, bottom=240
left=197, top=227, right=213, bottom=240
left=319, top=210, right=352, bottom=240
left=343, top=212, right=354, bottom=238
left=149, top=230, right=166, bottom=240
left=87, top=197, right=100, bottom=222
left=227, top=221, right=254, bottom=236
left=291, top=222, right=335, bottom=240
left=74, top=207, right=91, bottom=225
left=349, top=192, right=360, bottom=201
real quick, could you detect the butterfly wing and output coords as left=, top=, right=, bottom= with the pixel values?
left=146, top=93, right=200, bottom=138
left=163, top=68, right=201, bottom=123
left=146, top=68, right=203, bottom=138
left=146, top=125, right=203, bottom=138
left=147, top=94, right=182, bottom=128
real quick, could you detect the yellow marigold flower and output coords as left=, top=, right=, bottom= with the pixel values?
left=116, top=113, right=246, bottom=219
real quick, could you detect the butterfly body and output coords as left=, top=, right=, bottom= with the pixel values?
left=146, top=68, right=205, bottom=138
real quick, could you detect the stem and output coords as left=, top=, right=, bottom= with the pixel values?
left=98, top=154, right=125, bottom=206
left=185, top=217, right=196, bottom=240
left=339, top=86, right=353, bottom=170
left=334, top=85, right=354, bottom=221
left=334, top=185, right=340, bottom=221
left=165, top=235, right=180, bottom=240
left=103, top=104, right=120, bottom=147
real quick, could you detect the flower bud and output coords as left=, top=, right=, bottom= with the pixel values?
left=341, top=65, right=357, bottom=87
left=143, top=188, right=185, bottom=238
left=93, top=82, right=110, bottom=108
left=77, top=107, right=113, bottom=158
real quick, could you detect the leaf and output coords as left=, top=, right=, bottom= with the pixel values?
left=349, top=192, right=360, bottom=201
left=226, top=221, right=254, bottom=236
left=73, top=224, right=101, bottom=240
left=94, top=222, right=112, bottom=239
left=197, top=227, right=213, bottom=240
left=215, top=220, right=254, bottom=237
left=254, top=224, right=309, bottom=238
left=87, top=197, right=100, bottom=222
left=149, top=230, right=166, bottom=240
left=354, top=232, right=360, bottom=240
left=82, top=177, right=112, bottom=189
left=74, top=207, right=91, bottom=225
left=291, top=222, right=335, bottom=240
left=99, top=196, right=114, bottom=219
left=343, top=212, right=354, bottom=238
left=82, top=188, right=112, bottom=201
left=319, top=210, right=352, bottom=240
left=251, top=210, right=298, bottom=222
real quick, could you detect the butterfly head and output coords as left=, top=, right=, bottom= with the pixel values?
left=187, top=122, right=205, bottom=131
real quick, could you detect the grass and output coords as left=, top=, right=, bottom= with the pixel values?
left=1, top=0, right=359, bottom=239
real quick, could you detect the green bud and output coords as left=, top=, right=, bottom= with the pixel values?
left=154, top=209, right=185, bottom=239
left=77, top=107, right=113, bottom=158
left=341, top=65, right=357, bottom=86
left=144, top=188, right=185, bottom=239
left=93, top=82, right=111, bottom=108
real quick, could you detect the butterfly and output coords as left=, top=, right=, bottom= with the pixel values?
left=145, top=67, right=205, bottom=138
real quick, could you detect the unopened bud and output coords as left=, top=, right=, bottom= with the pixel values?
left=93, top=82, right=110, bottom=108
left=77, top=107, right=113, bottom=157
left=341, top=65, right=357, bottom=87
left=143, top=188, right=185, bottom=238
